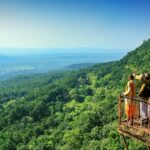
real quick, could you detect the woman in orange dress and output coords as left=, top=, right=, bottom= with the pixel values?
left=124, top=74, right=136, bottom=125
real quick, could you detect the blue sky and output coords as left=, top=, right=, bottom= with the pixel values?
left=0, top=0, right=150, bottom=52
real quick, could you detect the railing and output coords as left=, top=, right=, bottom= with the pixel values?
left=118, top=95, right=150, bottom=150
left=118, top=94, right=150, bottom=126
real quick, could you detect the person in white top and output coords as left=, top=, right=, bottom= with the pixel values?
left=133, top=73, right=150, bottom=124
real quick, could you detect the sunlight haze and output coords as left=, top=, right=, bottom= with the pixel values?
left=0, top=0, right=150, bottom=53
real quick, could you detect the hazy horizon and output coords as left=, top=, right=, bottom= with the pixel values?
left=0, top=48, right=130, bottom=56
left=0, top=51, right=126, bottom=80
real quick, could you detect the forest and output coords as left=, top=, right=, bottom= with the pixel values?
left=0, top=39, right=150, bottom=150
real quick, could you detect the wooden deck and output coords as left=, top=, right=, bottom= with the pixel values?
left=118, top=120, right=150, bottom=147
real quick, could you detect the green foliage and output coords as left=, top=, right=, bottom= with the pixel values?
left=0, top=39, right=150, bottom=149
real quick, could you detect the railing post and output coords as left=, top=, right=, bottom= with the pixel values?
left=148, top=100, right=150, bottom=129
left=121, top=134, right=129, bottom=150
left=118, top=94, right=122, bottom=125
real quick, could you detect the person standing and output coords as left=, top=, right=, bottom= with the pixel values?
left=124, top=74, right=136, bottom=126
left=134, top=73, right=150, bottom=124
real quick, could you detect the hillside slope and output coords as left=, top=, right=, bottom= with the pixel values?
left=0, top=39, right=150, bottom=150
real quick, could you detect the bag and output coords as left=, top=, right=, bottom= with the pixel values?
left=139, top=83, right=150, bottom=98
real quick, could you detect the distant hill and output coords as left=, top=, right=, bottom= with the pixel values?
left=64, top=63, right=95, bottom=70
left=0, top=39, right=149, bottom=150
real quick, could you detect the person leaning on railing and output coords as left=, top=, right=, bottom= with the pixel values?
left=133, top=73, right=150, bottom=124
left=123, top=74, right=136, bottom=126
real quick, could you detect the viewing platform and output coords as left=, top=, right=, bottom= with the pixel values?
left=118, top=95, right=150, bottom=150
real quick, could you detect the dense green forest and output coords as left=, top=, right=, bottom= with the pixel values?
left=0, top=39, right=150, bottom=150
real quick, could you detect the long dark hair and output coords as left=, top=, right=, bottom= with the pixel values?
left=129, top=74, right=134, bottom=80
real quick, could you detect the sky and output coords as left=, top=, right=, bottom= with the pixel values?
left=0, top=0, right=150, bottom=53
